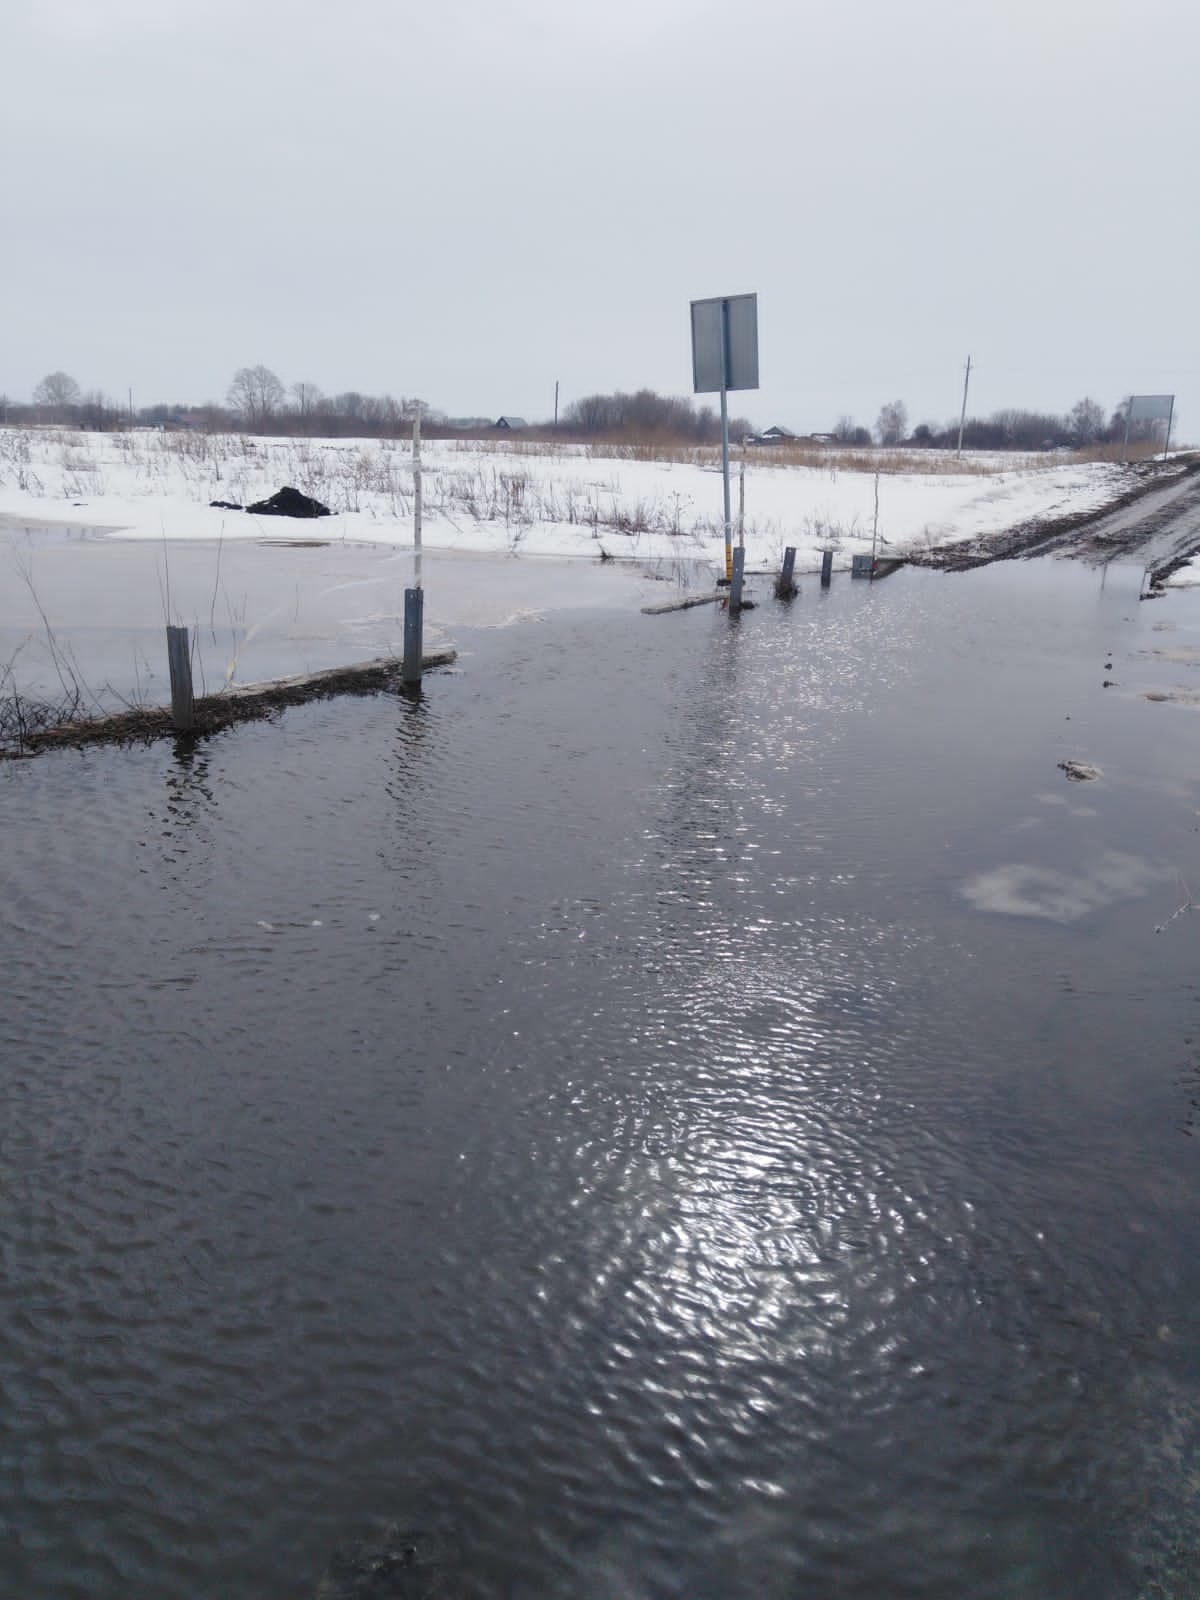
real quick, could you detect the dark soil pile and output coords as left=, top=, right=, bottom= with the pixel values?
left=208, top=486, right=332, bottom=518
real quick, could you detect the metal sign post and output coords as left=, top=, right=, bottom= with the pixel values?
left=691, top=294, right=759, bottom=599
left=720, top=305, right=731, bottom=582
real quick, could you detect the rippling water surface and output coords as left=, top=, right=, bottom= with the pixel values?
left=3, top=561, right=1199, bottom=1598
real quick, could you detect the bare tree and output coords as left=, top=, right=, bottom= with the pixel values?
left=290, top=380, right=324, bottom=419
left=561, top=388, right=735, bottom=443
left=33, top=371, right=82, bottom=417
left=227, top=365, right=285, bottom=430
left=876, top=399, right=908, bottom=446
left=79, top=389, right=114, bottom=430
left=333, top=391, right=367, bottom=424
left=1069, top=397, right=1106, bottom=447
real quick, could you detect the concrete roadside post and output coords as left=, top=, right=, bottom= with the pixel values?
left=821, top=548, right=834, bottom=587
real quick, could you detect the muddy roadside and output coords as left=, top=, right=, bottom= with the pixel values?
left=1, top=650, right=457, bottom=760
left=907, top=453, right=1200, bottom=582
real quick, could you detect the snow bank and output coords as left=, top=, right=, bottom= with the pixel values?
left=0, top=426, right=1129, bottom=576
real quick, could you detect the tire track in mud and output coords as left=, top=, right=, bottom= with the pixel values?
left=908, top=454, right=1200, bottom=578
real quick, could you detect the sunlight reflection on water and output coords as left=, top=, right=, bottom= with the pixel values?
left=3, top=561, right=1200, bottom=1597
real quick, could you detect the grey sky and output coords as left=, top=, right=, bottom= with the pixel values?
left=4, top=0, right=1197, bottom=435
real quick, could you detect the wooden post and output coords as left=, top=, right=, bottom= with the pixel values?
left=402, top=588, right=424, bottom=687
left=821, top=547, right=833, bottom=587
left=166, top=625, right=194, bottom=731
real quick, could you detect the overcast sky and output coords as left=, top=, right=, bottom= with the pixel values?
left=3, top=0, right=1197, bottom=436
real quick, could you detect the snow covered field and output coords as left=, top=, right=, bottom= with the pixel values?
left=0, top=426, right=1132, bottom=574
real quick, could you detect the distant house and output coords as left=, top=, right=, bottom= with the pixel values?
left=494, top=415, right=528, bottom=430
left=749, top=424, right=799, bottom=444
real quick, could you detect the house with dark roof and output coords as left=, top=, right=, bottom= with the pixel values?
left=494, top=415, right=528, bottom=430
left=750, top=424, right=799, bottom=444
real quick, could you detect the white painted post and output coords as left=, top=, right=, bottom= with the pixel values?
left=412, top=404, right=423, bottom=589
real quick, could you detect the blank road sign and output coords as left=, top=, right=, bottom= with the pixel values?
left=1128, top=394, right=1173, bottom=421
left=691, top=294, right=759, bottom=394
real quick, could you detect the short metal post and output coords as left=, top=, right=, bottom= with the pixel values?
left=166, top=624, right=194, bottom=731
left=778, top=546, right=797, bottom=597
left=402, top=587, right=424, bottom=687
left=729, top=546, right=745, bottom=612
left=820, top=547, right=833, bottom=587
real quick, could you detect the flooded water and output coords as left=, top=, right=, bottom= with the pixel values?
left=3, top=558, right=1200, bottom=1598
left=0, top=521, right=666, bottom=708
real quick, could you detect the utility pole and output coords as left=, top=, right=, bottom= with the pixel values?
left=553, top=379, right=559, bottom=429
left=955, top=355, right=972, bottom=458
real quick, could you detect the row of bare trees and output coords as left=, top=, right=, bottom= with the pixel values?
left=224, top=366, right=446, bottom=434
left=3, top=368, right=751, bottom=446
left=0, top=367, right=453, bottom=437
left=3, top=368, right=1174, bottom=453
left=560, top=388, right=752, bottom=444
left=829, top=396, right=1169, bottom=451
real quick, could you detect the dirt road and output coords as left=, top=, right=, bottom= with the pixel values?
left=908, top=454, right=1200, bottom=587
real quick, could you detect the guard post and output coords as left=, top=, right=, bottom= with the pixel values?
left=166, top=624, right=194, bottom=731
left=402, top=588, right=424, bottom=687
left=776, top=545, right=797, bottom=599
left=729, top=547, right=746, bottom=612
